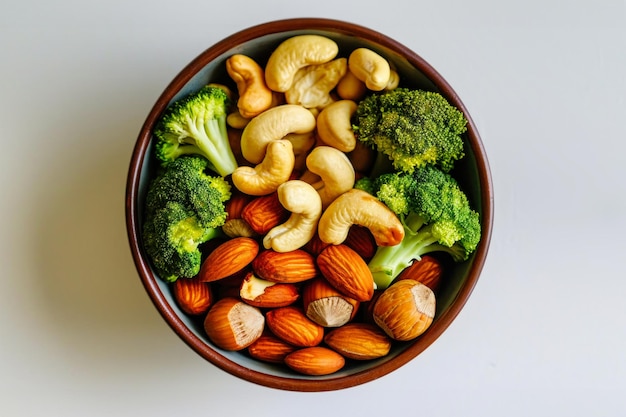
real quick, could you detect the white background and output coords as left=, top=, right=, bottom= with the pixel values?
left=2, top=0, right=625, bottom=416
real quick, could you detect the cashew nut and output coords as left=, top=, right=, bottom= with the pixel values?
left=318, top=188, right=405, bottom=246
left=385, top=69, right=400, bottom=91
left=263, top=180, right=323, bottom=253
left=348, top=48, right=391, bottom=91
left=305, top=146, right=355, bottom=208
left=231, top=139, right=295, bottom=196
left=285, top=58, right=347, bottom=109
left=206, top=83, right=234, bottom=100
left=265, top=35, right=339, bottom=92
left=227, top=91, right=286, bottom=130
left=284, top=132, right=316, bottom=172
left=226, top=54, right=274, bottom=119
left=316, top=100, right=358, bottom=152
left=336, top=69, right=367, bottom=101
left=227, top=110, right=250, bottom=129
left=240, top=104, right=316, bottom=164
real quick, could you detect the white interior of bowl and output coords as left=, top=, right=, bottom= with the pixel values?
left=136, top=29, right=484, bottom=381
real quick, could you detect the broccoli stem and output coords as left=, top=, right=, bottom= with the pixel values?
left=186, top=115, right=237, bottom=177
left=369, top=223, right=441, bottom=289
left=369, top=214, right=469, bottom=289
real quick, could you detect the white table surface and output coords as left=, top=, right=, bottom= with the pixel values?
left=2, top=1, right=625, bottom=415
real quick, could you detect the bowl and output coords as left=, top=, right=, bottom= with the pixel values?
left=125, top=17, right=493, bottom=391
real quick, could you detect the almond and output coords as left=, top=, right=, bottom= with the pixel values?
left=247, top=332, right=297, bottom=364
left=223, top=192, right=257, bottom=238
left=324, top=322, right=392, bottom=360
left=222, top=218, right=258, bottom=238
left=303, top=232, right=331, bottom=256
left=265, top=306, right=324, bottom=347
left=225, top=191, right=254, bottom=220
left=317, top=244, right=374, bottom=302
left=172, top=276, right=213, bottom=315
left=284, top=346, right=345, bottom=376
left=396, top=255, right=444, bottom=293
left=241, top=193, right=289, bottom=235
left=239, top=272, right=300, bottom=308
left=373, top=279, right=436, bottom=341
left=252, top=249, right=317, bottom=283
left=343, top=225, right=377, bottom=261
left=199, top=237, right=259, bottom=282
left=204, top=297, right=265, bottom=351
left=302, top=277, right=359, bottom=327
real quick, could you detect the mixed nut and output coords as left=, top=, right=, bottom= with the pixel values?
left=166, top=34, right=448, bottom=376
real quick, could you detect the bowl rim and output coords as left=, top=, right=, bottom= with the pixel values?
left=125, top=17, right=494, bottom=392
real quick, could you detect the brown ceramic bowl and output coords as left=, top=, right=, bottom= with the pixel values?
left=126, top=17, right=493, bottom=391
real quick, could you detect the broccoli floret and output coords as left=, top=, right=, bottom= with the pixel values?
left=366, top=166, right=481, bottom=289
left=142, top=156, right=231, bottom=282
left=353, top=176, right=377, bottom=195
left=353, top=88, right=468, bottom=174
left=153, top=85, right=238, bottom=177
left=143, top=202, right=222, bottom=282
left=145, top=155, right=231, bottom=227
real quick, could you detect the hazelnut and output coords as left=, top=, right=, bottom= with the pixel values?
left=203, top=297, right=265, bottom=351
left=372, top=279, right=436, bottom=341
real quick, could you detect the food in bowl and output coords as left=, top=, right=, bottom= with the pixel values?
left=126, top=18, right=492, bottom=391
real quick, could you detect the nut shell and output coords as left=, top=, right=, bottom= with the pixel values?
left=396, top=255, right=444, bottom=293
left=241, top=193, right=290, bottom=234
left=225, top=191, right=254, bottom=220
left=317, top=244, right=374, bottom=301
left=204, top=297, right=265, bottom=350
left=302, top=277, right=359, bottom=327
left=284, top=346, right=345, bottom=376
left=199, top=237, right=259, bottom=282
left=239, top=272, right=300, bottom=308
left=372, top=279, right=436, bottom=341
left=252, top=249, right=317, bottom=283
left=303, top=232, right=331, bottom=256
left=172, top=277, right=213, bottom=315
left=265, top=306, right=324, bottom=347
left=324, top=323, right=392, bottom=360
left=248, top=333, right=297, bottom=364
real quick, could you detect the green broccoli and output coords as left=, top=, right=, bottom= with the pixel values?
left=364, top=165, right=481, bottom=289
left=142, top=155, right=231, bottom=282
left=353, top=176, right=377, bottom=195
left=153, top=85, right=238, bottom=177
left=353, top=88, right=468, bottom=174
left=143, top=202, right=222, bottom=282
